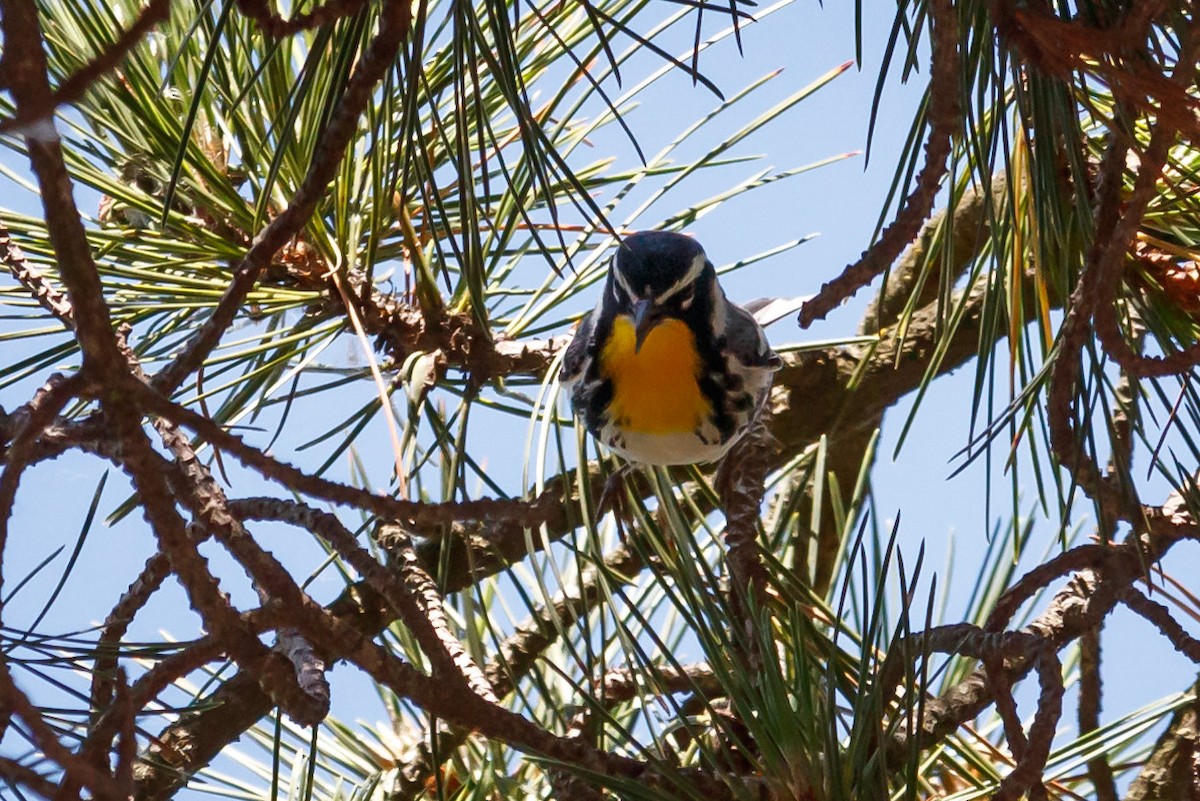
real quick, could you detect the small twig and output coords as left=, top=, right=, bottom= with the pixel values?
left=994, top=641, right=1061, bottom=801
left=1106, top=320, right=1142, bottom=487
left=892, top=488, right=1200, bottom=765
left=276, top=629, right=330, bottom=712
left=597, top=663, right=720, bottom=704
left=90, top=630, right=229, bottom=759
left=989, top=2, right=1197, bottom=137
left=112, top=671, right=138, bottom=800
left=1092, top=27, right=1200, bottom=379
left=859, top=173, right=1009, bottom=336
left=0, top=411, right=110, bottom=468
left=252, top=601, right=669, bottom=796
left=86, top=329, right=328, bottom=730
left=984, top=651, right=1030, bottom=762
left=1043, top=21, right=1197, bottom=530
left=105, top=406, right=324, bottom=730
left=358, top=289, right=573, bottom=382
left=376, top=524, right=498, bottom=702
left=154, top=421, right=332, bottom=724
left=984, top=543, right=1108, bottom=632
left=0, top=374, right=83, bottom=562
left=1, top=1, right=129, bottom=380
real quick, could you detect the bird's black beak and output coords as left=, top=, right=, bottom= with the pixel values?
left=632, top=299, right=655, bottom=353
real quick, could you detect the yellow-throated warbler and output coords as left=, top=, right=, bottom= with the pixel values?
left=560, top=231, right=781, bottom=465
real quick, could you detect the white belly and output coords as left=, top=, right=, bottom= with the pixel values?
left=601, top=427, right=734, bottom=466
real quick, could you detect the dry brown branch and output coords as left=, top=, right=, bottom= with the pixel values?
left=985, top=647, right=1031, bottom=774
left=1, top=1, right=127, bottom=379
left=0, top=0, right=171, bottom=137
left=892, top=500, right=1200, bottom=763
left=150, top=0, right=413, bottom=395
left=1046, top=135, right=1134, bottom=526
left=983, top=544, right=1109, bottom=632
left=6, top=0, right=1200, bottom=794
left=358, top=289, right=574, bottom=381
left=989, top=2, right=1198, bottom=136
left=0, top=374, right=82, bottom=549
left=0, top=217, right=74, bottom=326
left=380, top=526, right=499, bottom=701
left=120, top=535, right=655, bottom=801
left=131, top=381, right=555, bottom=527
left=797, top=0, right=960, bottom=327
left=217, top=497, right=494, bottom=707
left=1120, top=586, right=1200, bottom=663
left=0, top=756, right=59, bottom=799
left=127, top=499, right=401, bottom=801
left=233, top=0, right=371, bottom=35
left=153, top=426, right=334, bottom=724
left=112, top=671, right=138, bottom=799
left=389, top=536, right=652, bottom=800
left=860, top=173, right=1010, bottom=336
left=716, top=421, right=773, bottom=603
left=111, top=421, right=323, bottom=714
left=223, top=501, right=508, bottom=700
left=74, top=340, right=330, bottom=793
left=1079, top=626, right=1119, bottom=801
left=90, top=550, right=179, bottom=720
left=878, top=625, right=1062, bottom=801
left=1090, top=29, right=1200, bottom=379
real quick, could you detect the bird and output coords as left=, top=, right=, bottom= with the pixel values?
left=559, top=230, right=782, bottom=467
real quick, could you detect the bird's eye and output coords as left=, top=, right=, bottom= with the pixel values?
left=678, top=288, right=695, bottom=310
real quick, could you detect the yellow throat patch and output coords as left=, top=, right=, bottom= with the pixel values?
left=598, top=315, right=711, bottom=434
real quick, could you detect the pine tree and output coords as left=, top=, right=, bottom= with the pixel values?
left=2, top=2, right=1199, bottom=799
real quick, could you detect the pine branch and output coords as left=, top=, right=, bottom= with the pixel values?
left=123, top=182, right=1032, bottom=798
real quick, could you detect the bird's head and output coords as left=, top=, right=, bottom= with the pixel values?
left=608, top=231, right=717, bottom=351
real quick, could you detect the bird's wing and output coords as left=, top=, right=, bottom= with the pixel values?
left=558, top=310, right=595, bottom=383
left=725, top=301, right=781, bottom=370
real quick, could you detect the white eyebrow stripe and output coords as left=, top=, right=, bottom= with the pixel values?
left=656, top=253, right=707, bottom=303
left=612, top=259, right=636, bottom=296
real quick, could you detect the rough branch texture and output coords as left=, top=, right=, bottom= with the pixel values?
left=3, top=2, right=1200, bottom=801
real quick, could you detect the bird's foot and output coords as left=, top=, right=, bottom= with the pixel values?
left=597, top=463, right=636, bottom=540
